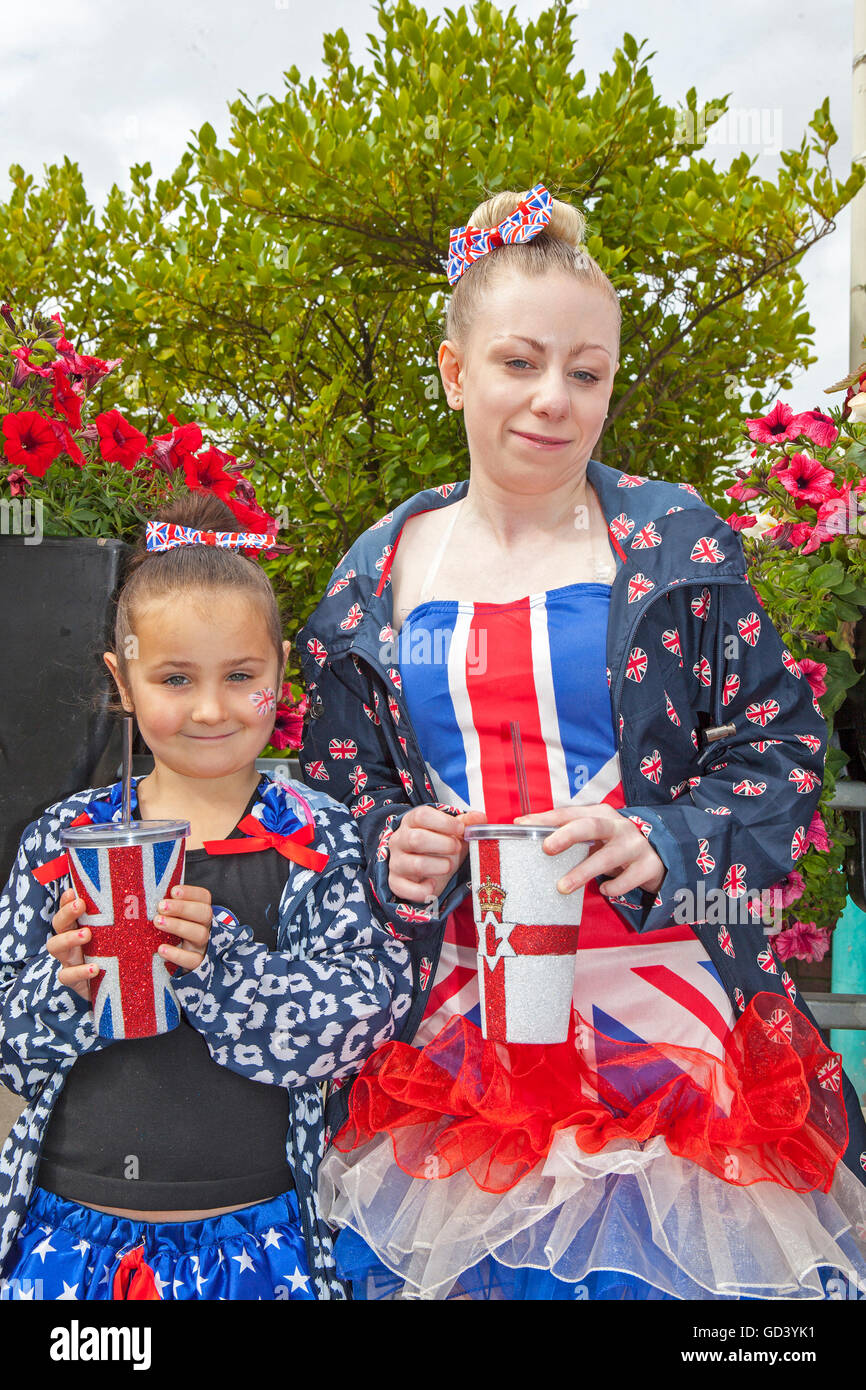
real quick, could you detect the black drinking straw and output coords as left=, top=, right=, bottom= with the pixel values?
left=121, top=714, right=133, bottom=825
left=510, top=720, right=531, bottom=817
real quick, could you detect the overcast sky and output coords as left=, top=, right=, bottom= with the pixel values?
left=0, top=0, right=860, bottom=410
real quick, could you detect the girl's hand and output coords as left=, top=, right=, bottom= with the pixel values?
left=388, top=807, right=487, bottom=905
left=47, top=887, right=94, bottom=1000
left=515, top=805, right=666, bottom=898
left=154, top=884, right=212, bottom=973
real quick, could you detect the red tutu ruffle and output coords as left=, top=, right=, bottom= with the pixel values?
left=335, top=993, right=847, bottom=1196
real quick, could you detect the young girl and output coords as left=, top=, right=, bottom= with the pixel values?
left=300, top=184, right=866, bottom=1299
left=0, top=490, right=411, bottom=1300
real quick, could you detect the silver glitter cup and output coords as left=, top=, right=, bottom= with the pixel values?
left=60, top=820, right=189, bottom=1040
left=464, top=824, right=589, bottom=1045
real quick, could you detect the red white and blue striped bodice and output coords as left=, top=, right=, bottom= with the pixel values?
left=397, top=577, right=737, bottom=1063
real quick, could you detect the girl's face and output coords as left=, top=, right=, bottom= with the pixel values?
left=438, top=270, right=620, bottom=493
left=104, top=590, right=289, bottom=783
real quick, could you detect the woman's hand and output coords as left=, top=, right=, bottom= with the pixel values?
left=388, top=806, right=487, bottom=905
left=154, top=884, right=212, bottom=973
left=47, top=888, right=95, bottom=1000
left=515, top=804, right=666, bottom=898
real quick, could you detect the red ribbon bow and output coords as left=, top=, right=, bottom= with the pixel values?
left=32, top=813, right=92, bottom=885
left=203, top=815, right=329, bottom=872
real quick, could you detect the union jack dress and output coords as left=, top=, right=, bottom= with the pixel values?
left=320, top=583, right=866, bottom=1300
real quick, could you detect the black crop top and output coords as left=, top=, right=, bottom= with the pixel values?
left=36, top=780, right=297, bottom=1210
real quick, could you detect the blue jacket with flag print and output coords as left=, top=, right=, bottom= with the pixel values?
left=0, top=772, right=413, bottom=1296
left=296, top=457, right=866, bottom=1188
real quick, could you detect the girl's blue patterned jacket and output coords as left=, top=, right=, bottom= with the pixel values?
left=0, top=772, right=413, bottom=1297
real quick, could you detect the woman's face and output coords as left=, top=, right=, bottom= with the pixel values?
left=438, top=270, right=620, bottom=494
left=104, top=589, right=289, bottom=783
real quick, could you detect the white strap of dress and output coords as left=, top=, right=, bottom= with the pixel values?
left=417, top=502, right=463, bottom=605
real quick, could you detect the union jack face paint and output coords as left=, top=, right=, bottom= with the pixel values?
left=249, top=687, right=276, bottom=716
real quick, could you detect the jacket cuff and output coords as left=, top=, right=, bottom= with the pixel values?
left=607, top=807, right=689, bottom=931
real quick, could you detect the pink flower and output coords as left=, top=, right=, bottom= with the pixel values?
left=805, top=810, right=831, bottom=853
left=771, top=922, right=831, bottom=963
left=746, top=402, right=802, bottom=445
left=800, top=487, right=855, bottom=554
left=767, top=870, right=806, bottom=910
left=775, top=453, right=838, bottom=508
left=270, top=689, right=308, bottom=750
left=6, top=468, right=28, bottom=496
left=789, top=409, right=839, bottom=450
left=796, top=657, right=827, bottom=699
left=725, top=482, right=762, bottom=503
left=762, top=521, right=814, bottom=548
left=726, top=512, right=757, bottom=532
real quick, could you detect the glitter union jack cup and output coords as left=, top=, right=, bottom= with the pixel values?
left=463, top=826, right=589, bottom=1044
left=60, top=820, right=190, bottom=1040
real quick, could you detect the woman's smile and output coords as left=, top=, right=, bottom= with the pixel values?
left=512, top=429, right=572, bottom=449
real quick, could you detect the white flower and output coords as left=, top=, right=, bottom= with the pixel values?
left=848, top=390, right=866, bottom=424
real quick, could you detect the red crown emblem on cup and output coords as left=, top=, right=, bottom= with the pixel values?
left=477, top=874, right=507, bottom=919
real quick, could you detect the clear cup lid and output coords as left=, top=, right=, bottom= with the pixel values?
left=61, top=820, right=190, bottom=849
left=464, top=823, right=558, bottom=840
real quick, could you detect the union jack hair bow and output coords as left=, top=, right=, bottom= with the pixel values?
left=145, top=521, right=291, bottom=555
left=447, top=183, right=553, bottom=285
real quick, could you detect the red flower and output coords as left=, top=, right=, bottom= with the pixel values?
left=6, top=469, right=28, bottom=496
left=147, top=420, right=203, bottom=475
left=745, top=401, right=801, bottom=444
left=725, top=512, right=756, bottom=532
left=789, top=408, right=838, bottom=450
left=224, top=491, right=278, bottom=536
left=96, top=410, right=148, bottom=469
left=770, top=922, right=830, bottom=963
left=2, top=411, right=64, bottom=476
left=10, top=346, right=52, bottom=389
left=46, top=418, right=86, bottom=468
left=184, top=446, right=236, bottom=500
left=775, top=453, right=837, bottom=507
left=50, top=362, right=83, bottom=430
left=54, top=337, right=121, bottom=387
left=270, top=689, right=308, bottom=750
left=796, top=657, right=827, bottom=699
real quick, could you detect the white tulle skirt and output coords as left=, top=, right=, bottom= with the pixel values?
left=319, top=1127, right=866, bottom=1301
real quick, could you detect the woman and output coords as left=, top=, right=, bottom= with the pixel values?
left=296, top=184, right=866, bottom=1300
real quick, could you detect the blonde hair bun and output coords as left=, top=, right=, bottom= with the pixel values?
left=445, top=185, right=619, bottom=348
left=467, top=189, right=586, bottom=250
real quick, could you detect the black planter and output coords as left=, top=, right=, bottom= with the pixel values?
left=0, top=536, right=130, bottom=886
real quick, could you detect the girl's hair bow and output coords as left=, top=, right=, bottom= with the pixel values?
left=447, top=183, right=553, bottom=285
left=145, top=521, right=287, bottom=554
